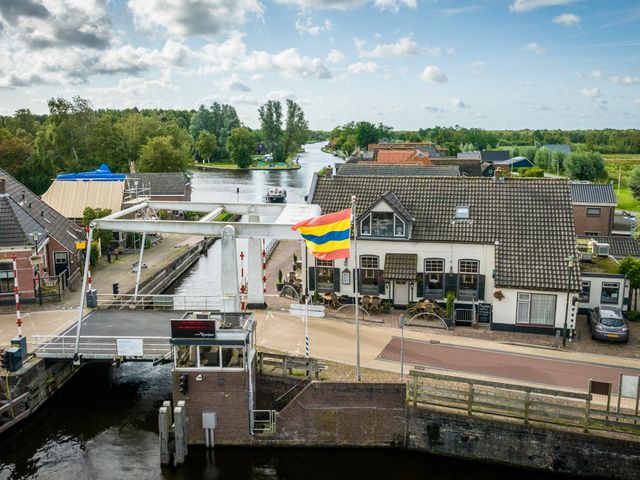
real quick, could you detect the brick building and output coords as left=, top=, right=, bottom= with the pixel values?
left=570, top=182, right=616, bottom=236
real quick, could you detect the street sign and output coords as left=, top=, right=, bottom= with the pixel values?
left=116, top=338, right=144, bottom=356
left=171, top=319, right=216, bottom=339
left=289, top=303, right=325, bottom=313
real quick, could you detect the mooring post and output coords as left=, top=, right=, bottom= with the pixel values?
left=159, top=406, right=170, bottom=466
left=177, top=400, right=188, bottom=457
left=162, top=400, right=173, bottom=427
left=174, top=406, right=185, bottom=466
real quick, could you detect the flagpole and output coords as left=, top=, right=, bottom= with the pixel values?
left=302, top=240, right=309, bottom=358
left=352, top=195, right=361, bottom=382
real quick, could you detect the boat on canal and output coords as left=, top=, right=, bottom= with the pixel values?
left=265, top=186, right=287, bottom=203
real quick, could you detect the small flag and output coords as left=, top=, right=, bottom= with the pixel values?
left=291, top=208, right=351, bottom=260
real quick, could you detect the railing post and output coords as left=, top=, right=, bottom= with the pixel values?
left=467, top=383, right=474, bottom=416
left=524, top=390, right=530, bottom=425
left=412, top=374, right=418, bottom=407
left=584, top=398, right=591, bottom=433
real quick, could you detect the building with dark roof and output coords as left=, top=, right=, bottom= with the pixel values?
left=430, top=157, right=482, bottom=176
left=570, top=182, right=617, bottom=236
left=127, top=173, right=192, bottom=202
left=305, top=175, right=580, bottom=334
left=335, top=164, right=460, bottom=177
left=494, top=157, right=534, bottom=170
left=458, top=151, right=510, bottom=162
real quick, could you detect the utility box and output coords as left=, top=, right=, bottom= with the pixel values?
left=86, top=289, right=98, bottom=308
left=202, top=412, right=217, bottom=429
left=6, top=347, right=23, bottom=372
left=10, top=336, right=27, bottom=362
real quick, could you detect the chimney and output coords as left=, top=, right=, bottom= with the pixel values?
left=0, top=178, right=5, bottom=195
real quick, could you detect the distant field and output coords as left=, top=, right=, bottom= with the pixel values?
left=603, top=154, right=640, bottom=211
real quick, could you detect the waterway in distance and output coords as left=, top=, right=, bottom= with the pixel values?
left=0, top=144, right=592, bottom=479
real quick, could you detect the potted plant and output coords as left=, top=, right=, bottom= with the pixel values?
left=445, top=291, right=456, bottom=320
left=276, top=269, right=284, bottom=291
left=493, top=290, right=505, bottom=301
left=381, top=300, right=391, bottom=314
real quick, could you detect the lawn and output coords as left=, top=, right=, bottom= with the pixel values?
left=603, top=154, right=640, bottom=212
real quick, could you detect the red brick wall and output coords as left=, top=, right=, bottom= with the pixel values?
left=0, top=249, right=35, bottom=299
left=45, top=237, right=79, bottom=277
left=573, top=205, right=614, bottom=236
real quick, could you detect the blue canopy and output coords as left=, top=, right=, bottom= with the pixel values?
left=56, top=163, right=126, bottom=181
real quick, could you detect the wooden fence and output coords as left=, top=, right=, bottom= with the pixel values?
left=408, top=370, right=640, bottom=435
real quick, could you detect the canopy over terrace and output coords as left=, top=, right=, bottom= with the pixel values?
left=71, top=200, right=321, bottom=360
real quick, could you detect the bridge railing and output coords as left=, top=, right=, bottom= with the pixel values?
left=95, top=294, right=224, bottom=311
left=32, top=334, right=171, bottom=360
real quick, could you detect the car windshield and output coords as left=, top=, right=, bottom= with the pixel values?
left=601, top=317, right=624, bottom=327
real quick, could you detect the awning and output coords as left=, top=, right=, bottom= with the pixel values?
left=383, top=253, right=417, bottom=281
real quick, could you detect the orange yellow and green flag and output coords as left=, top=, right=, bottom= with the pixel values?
left=291, top=208, right=352, bottom=260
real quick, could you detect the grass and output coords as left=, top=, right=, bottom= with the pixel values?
left=603, top=154, right=640, bottom=212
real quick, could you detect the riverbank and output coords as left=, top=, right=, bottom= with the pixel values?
left=195, top=162, right=301, bottom=171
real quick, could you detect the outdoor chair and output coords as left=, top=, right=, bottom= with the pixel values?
left=370, top=296, right=381, bottom=313
left=360, top=295, right=372, bottom=311
left=330, top=292, right=342, bottom=309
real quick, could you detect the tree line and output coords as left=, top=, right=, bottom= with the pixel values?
left=0, top=96, right=309, bottom=194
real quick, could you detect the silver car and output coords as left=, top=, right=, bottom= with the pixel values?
left=589, top=306, right=629, bottom=343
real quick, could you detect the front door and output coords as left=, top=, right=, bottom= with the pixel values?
left=54, top=251, right=69, bottom=276
left=393, top=281, right=409, bottom=306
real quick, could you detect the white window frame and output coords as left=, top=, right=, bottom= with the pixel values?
left=360, top=212, right=405, bottom=238
left=601, top=282, right=620, bottom=305
left=455, top=206, right=470, bottom=220
left=586, top=207, right=601, bottom=217
left=424, top=258, right=445, bottom=294
left=54, top=251, right=69, bottom=264
left=173, top=344, right=246, bottom=371
left=516, top=292, right=557, bottom=326
left=315, top=259, right=335, bottom=293
left=360, top=255, right=380, bottom=295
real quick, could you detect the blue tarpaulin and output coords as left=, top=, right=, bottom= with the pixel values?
left=56, top=163, right=126, bottom=181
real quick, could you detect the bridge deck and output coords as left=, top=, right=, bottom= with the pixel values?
left=33, top=310, right=184, bottom=361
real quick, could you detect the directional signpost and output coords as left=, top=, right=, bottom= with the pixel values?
left=289, top=303, right=325, bottom=358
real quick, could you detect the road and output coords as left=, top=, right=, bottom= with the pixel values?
left=378, top=337, right=640, bottom=393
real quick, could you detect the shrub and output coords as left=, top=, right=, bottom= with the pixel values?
left=520, top=167, right=545, bottom=177
left=627, top=310, right=640, bottom=322
left=564, top=151, right=606, bottom=181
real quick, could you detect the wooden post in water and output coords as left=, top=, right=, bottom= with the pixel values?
left=174, top=406, right=186, bottom=466
left=163, top=400, right=172, bottom=427
left=158, top=406, right=170, bottom=466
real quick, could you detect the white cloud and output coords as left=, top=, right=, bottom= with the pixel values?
left=222, top=74, right=251, bottom=92
left=590, top=70, right=604, bottom=78
left=326, top=49, right=346, bottom=64
left=450, top=98, right=468, bottom=108
left=267, top=90, right=296, bottom=101
left=471, top=60, right=485, bottom=68
left=421, top=104, right=444, bottom=113
left=295, top=15, right=333, bottom=35
left=509, top=0, right=574, bottom=13
left=420, top=65, right=447, bottom=83
left=359, top=37, right=419, bottom=58
left=347, top=61, right=378, bottom=74
left=127, top=0, right=262, bottom=37
left=611, top=75, right=640, bottom=85
left=525, top=42, right=545, bottom=54
left=275, top=0, right=417, bottom=12
left=552, top=13, right=581, bottom=26
left=580, top=88, right=601, bottom=98
left=635, top=99, right=640, bottom=107
left=161, top=39, right=193, bottom=67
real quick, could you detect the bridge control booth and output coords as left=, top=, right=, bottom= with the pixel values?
left=170, top=311, right=257, bottom=445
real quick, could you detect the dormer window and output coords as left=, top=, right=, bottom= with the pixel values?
left=455, top=206, right=470, bottom=220
left=361, top=212, right=405, bottom=237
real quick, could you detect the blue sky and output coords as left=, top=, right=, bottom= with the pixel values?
left=0, top=0, right=639, bottom=130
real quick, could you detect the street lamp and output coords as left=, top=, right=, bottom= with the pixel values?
left=563, top=255, right=578, bottom=347
left=29, top=231, right=43, bottom=306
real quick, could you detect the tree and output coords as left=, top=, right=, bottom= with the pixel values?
left=137, top=136, right=190, bottom=172
left=282, top=99, right=309, bottom=160
left=354, top=121, right=379, bottom=149
left=563, top=152, right=606, bottom=181
left=630, top=166, right=640, bottom=200
left=195, top=131, right=218, bottom=163
left=534, top=148, right=551, bottom=170
left=550, top=150, right=566, bottom=175
left=0, top=128, right=32, bottom=176
left=258, top=100, right=284, bottom=161
left=227, top=127, right=255, bottom=168
left=82, top=207, right=114, bottom=255
left=618, top=257, right=640, bottom=309
left=189, top=102, right=240, bottom=161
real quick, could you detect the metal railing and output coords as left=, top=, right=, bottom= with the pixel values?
left=0, top=392, right=30, bottom=435
left=454, top=308, right=475, bottom=323
left=95, top=294, right=224, bottom=311
left=257, top=352, right=326, bottom=380
left=32, top=334, right=171, bottom=360
left=409, top=370, right=640, bottom=435
left=251, top=409, right=276, bottom=434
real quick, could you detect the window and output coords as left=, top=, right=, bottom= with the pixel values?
left=455, top=206, right=470, bottom=220
left=360, top=255, right=380, bottom=295
left=516, top=293, right=556, bottom=326
left=316, top=259, right=335, bottom=292
left=360, top=212, right=405, bottom=237
left=580, top=281, right=591, bottom=302
left=586, top=208, right=601, bottom=217
left=175, top=345, right=243, bottom=369
left=601, top=282, right=620, bottom=305
left=0, top=263, right=14, bottom=294
left=424, top=258, right=445, bottom=296
left=54, top=252, right=68, bottom=264
left=584, top=231, right=600, bottom=236
left=458, top=260, right=479, bottom=299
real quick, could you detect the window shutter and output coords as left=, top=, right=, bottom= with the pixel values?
left=378, top=270, right=385, bottom=295
left=333, top=268, right=341, bottom=293
left=478, top=275, right=486, bottom=301
left=445, top=274, right=458, bottom=296
left=356, top=268, right=362, bottom=292
left=308, top=267, right=316, bottom=291
left=416, top=274, right=424, bottom=298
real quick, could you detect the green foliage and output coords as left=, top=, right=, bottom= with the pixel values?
left=627, top=310, right=640, bottom=322
left=195, top=130, right=218, bottom=163
left=628, top=165, right=640, bottom=200
left=563, top=151, right=606, bottom=181
left=550, top=150, right=566, bottom=174
left=137, top=136, right=190, bottom=172
left=189, top=103, right=240, bottom=162
left=258, top=99, right=308, bottom=163
left=277, top=269, right=283, bottom=283
left=519, top=167, right=545, bottom=177
left=226, top=127, right=255, bottom=168
left=618, top=257, right=640, bottom=291
left=82, top=207, right=114, bottom=253
left=534, top=148, right=551, bottom=170
left=446, top=291, right=455, bottom=319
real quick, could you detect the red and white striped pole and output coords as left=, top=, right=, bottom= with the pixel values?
left=88, top=268, right=92, bottom=291
left=12, top=253, right=22, bottom=337
left=261, top=239, right=267, bottom=295
left=239, top=251, right=246, bottom=312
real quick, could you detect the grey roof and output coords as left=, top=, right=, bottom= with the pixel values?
left=543, top=144, right=571, bottom=154
left=457, top=151, right=510, bottom=162
left=457, top=152, right=481, bottom=160
left=0, top=168, right=83, bottom=254
left=0, top=194, right=48, bottom=247
left=336, top=163, right=460, bottom=177
left=570, top=183, right=616, bottom=205
left=494, top=157, right=534, bottom=167
left=128, top=173, right=190, bottom=196
left=431, top=158, right=482, bottom=177
left=577, top=236, right=640, bottom=258
left=310, top=176, right=580, bottom=291
left=384, top=253, right=418, bottom=281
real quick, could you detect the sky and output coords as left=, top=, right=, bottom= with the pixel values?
left=0, top=0, right=639, bottom=130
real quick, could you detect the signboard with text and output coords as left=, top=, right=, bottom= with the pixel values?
left=116, top=338, right=144, bottom=357
left=171, top=319, right=216, bottom=339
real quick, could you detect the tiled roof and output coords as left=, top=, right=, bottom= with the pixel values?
left=577, top=235, right=640, bottom=258
left=310, top=176, right=580, bottom=291
left=0, top=194, right=48, bottom=247
left=431, top=158, right=482, bottom=177
left=376, top=149, right=431, bottom=165
left=128, top=173, right=190, bottom=196
left=384, top=253, right=418, bottom=281
left=0, top=168, right=83, bottom=253
left=570, top=183, right=616, bottom=205
left=41, top=180, right=125, bottom=219
left=336, top=164, right=459, bottom=176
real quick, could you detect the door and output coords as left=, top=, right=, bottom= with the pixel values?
left=393, top=281, right=409, bottom=306
left=54, top=251, right=69, bottom=276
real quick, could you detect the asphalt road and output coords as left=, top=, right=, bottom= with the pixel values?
left=378, top=337, right=640, bottom=393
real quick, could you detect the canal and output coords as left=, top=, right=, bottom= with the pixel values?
left=0, top=144, right=583, bottom=479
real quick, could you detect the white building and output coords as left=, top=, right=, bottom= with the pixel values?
left=303, top=175, right=581, bottom=335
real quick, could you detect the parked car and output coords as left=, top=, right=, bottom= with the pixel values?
left=588, top=306, right=629, bottom=343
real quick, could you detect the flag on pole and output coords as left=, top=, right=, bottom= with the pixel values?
left=291, top=208, right=351, bottom=260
